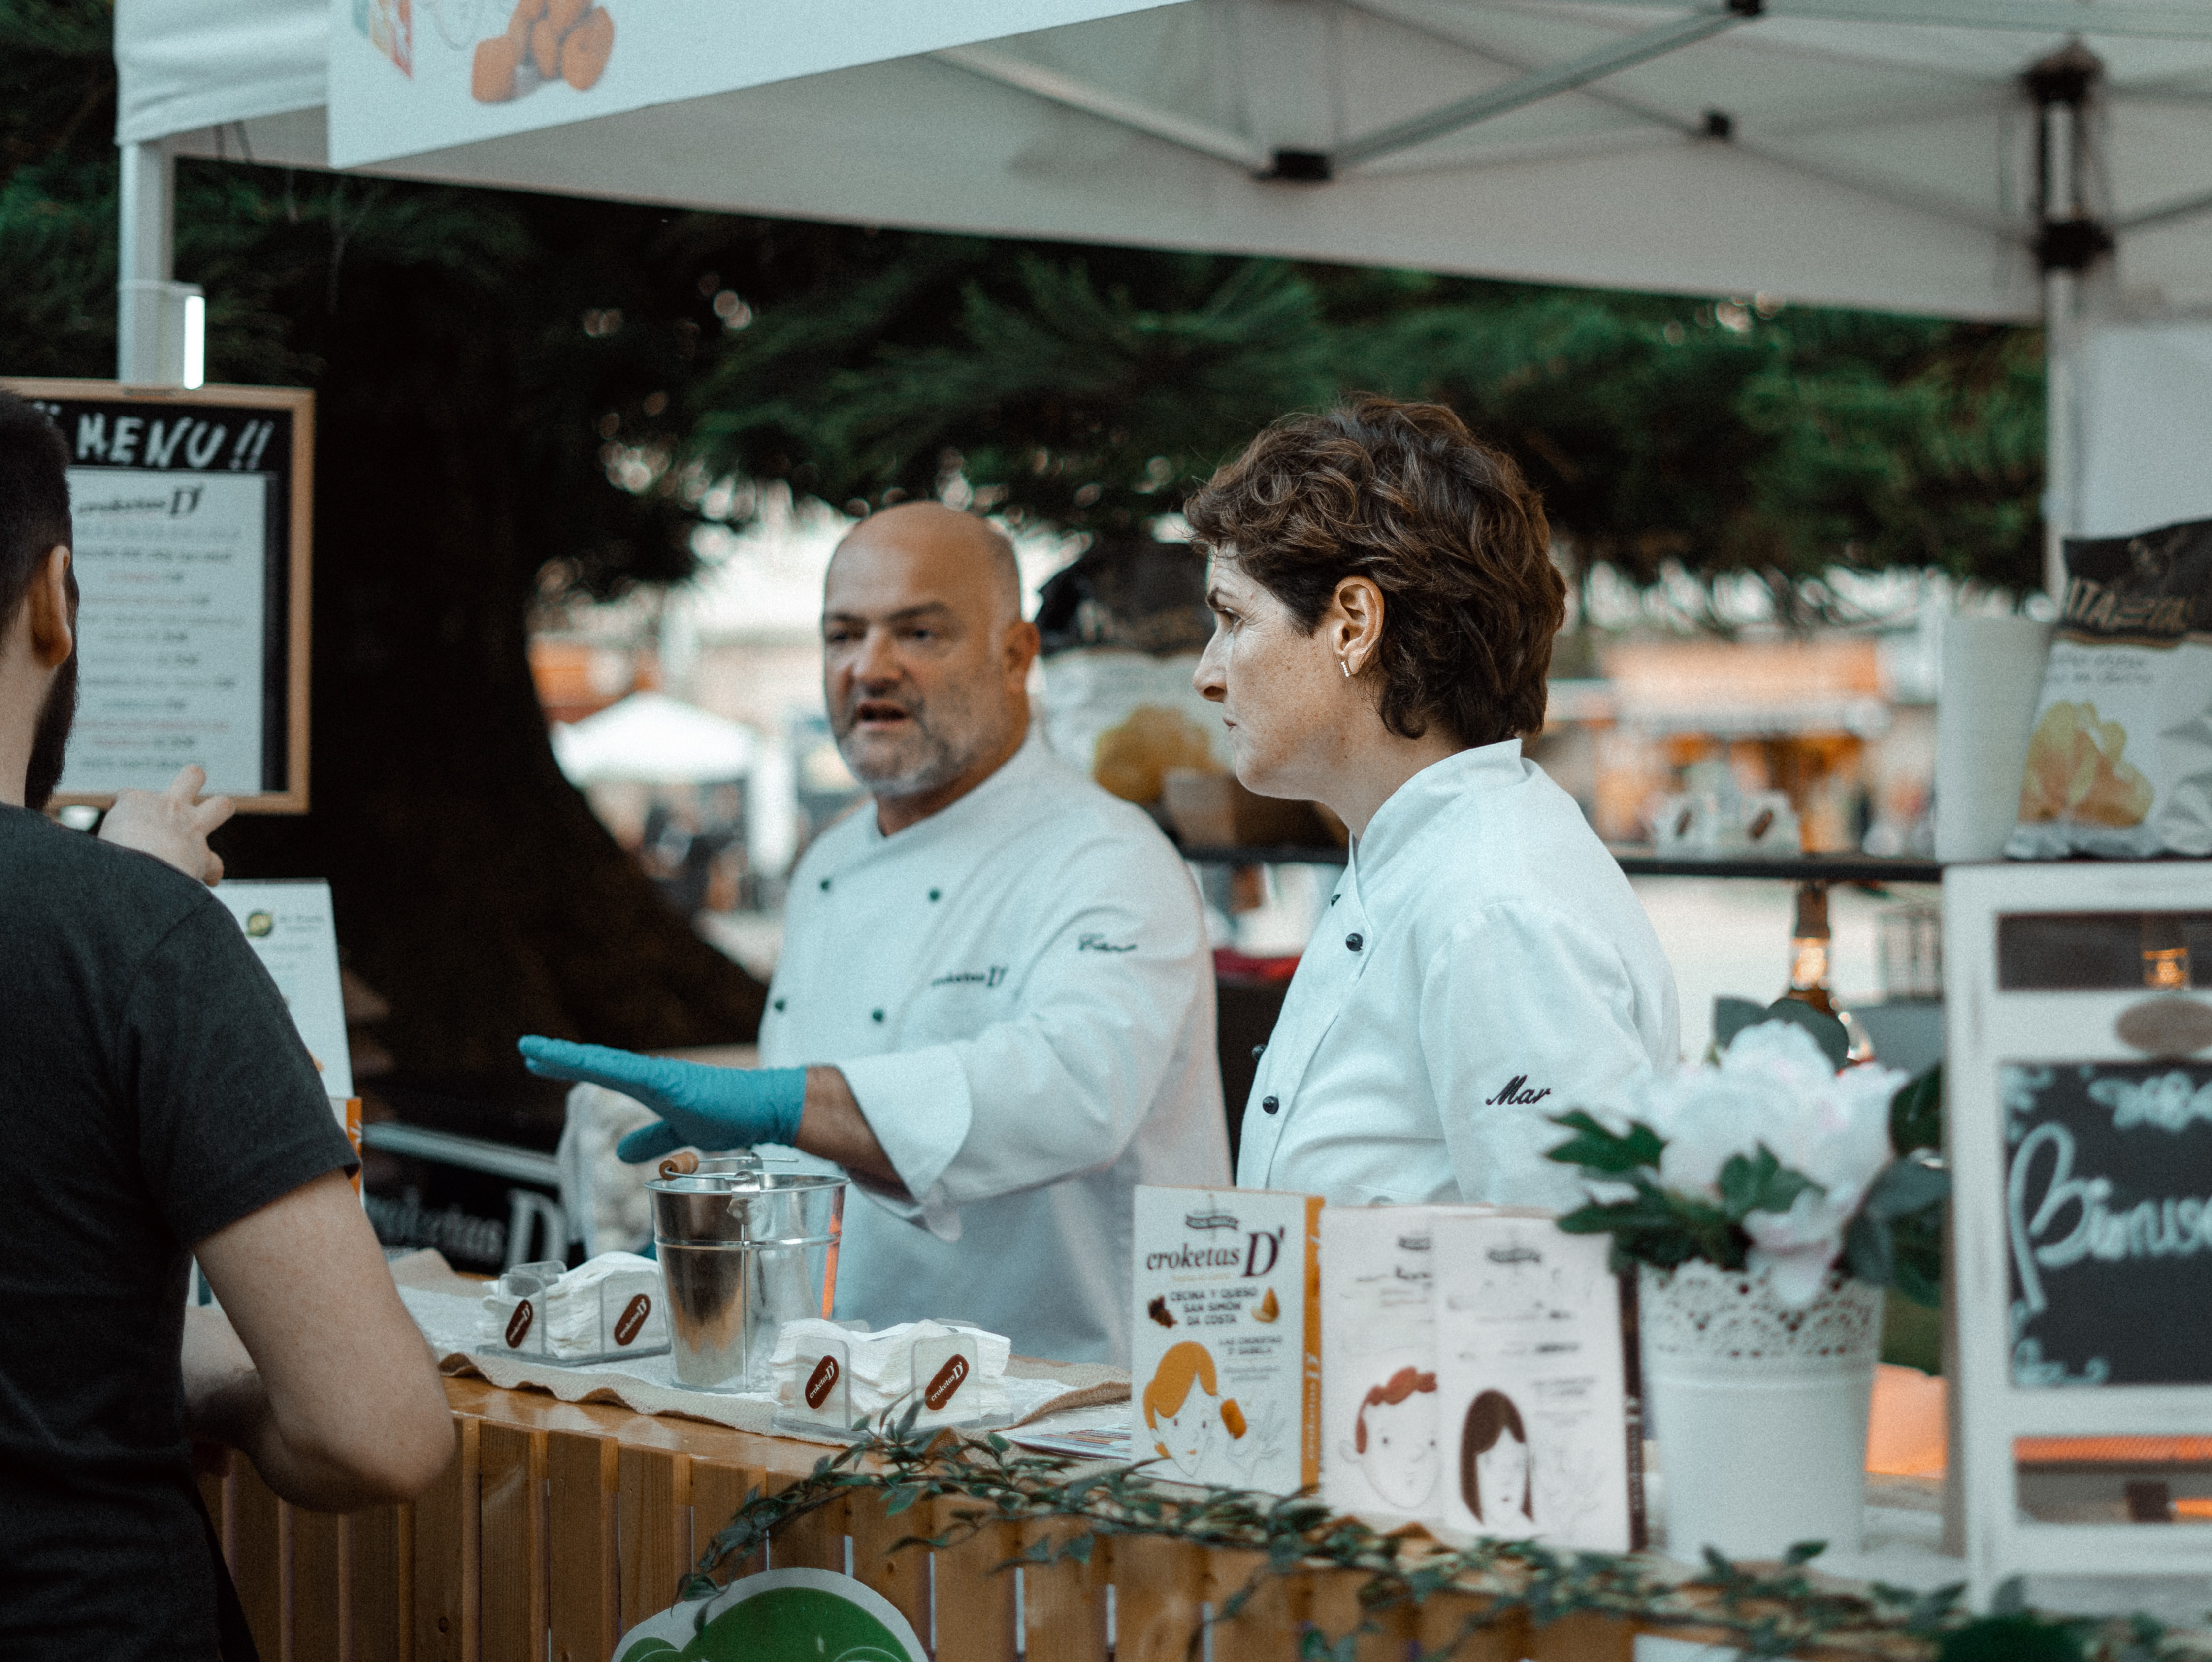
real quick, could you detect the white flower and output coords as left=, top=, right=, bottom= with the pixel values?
left=1606, top=1020, right=1905, bottom=1306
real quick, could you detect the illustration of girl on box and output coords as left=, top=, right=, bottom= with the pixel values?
left=1461, top=1389, right=1533, bottom=1529
left=1141, top=1341, right=1251, bottom=1485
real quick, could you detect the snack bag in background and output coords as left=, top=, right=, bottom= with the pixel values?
left=2008, top=517, right=2212, bottom=859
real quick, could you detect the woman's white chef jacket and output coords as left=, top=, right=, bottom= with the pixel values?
left=1238, top=740, right=1679, bottom=1209
left=760, top=731, right=1229, bottom=1365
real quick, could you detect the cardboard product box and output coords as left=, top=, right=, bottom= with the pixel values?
left=1432, top=1211, right=1643, bottom=1551
left=1319, top=1205, right=1443, bottom=1522
left=1131, top=1185, right=1323, bottom=1494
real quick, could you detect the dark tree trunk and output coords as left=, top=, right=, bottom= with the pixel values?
left=211, top=200, right=767, bottom=1136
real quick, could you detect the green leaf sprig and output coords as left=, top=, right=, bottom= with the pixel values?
left=676, top=1423, right=2201, bottom=1662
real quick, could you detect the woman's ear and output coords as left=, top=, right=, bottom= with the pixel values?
left=26, top=546, right=73, bottom=668
left=1332, top=576, right=1385, bottom=675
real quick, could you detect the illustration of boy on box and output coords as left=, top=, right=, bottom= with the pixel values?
left=1348, top=1364, right=1440, bottom=1513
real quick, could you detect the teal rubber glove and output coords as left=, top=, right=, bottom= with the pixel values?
left=517, top=1036, right=807, bottom=1165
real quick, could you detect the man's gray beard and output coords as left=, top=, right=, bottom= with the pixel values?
left=834, top=722, right=976, bottom=799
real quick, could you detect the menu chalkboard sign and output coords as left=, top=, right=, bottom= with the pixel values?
left=2003, top=1060, right=2212, bottom=1388
left=2, top=379, right=313, bottom=813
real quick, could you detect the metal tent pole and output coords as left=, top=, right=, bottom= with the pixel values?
left=2026, top=43, right=2111, bottom=605
left=116, top=139, right=202, bottom=387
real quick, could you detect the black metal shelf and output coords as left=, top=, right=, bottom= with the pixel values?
left=1176, top=841, right=1943, bottom=884
left=1606, top=847, right=1943, bottom=883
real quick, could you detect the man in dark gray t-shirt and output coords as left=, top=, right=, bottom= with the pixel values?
left=0, top=390, right=454, bottom=1661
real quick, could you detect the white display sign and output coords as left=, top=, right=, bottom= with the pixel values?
left=213, top=879, right=354, bottom=1100
left=1946, top=861, right=2212, bottom=1604
left=327, top=0, right=1179, bottom=169
left=64, top=468, right=269, bottom=794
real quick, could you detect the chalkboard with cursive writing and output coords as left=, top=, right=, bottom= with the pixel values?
left=2003, top=1060, right=2212, bottom=1388
left=0, top=378, right=313, bottom=812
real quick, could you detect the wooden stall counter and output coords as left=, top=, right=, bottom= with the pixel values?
left=197, top=1376, right=1702, bottom=1662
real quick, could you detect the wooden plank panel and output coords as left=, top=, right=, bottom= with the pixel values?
left=344, top=1506, right=406, bottom=1662
left=233, top=1462, right=287, bottom=1662
left=1017, top=1520, right=1108, bottom=1662
left=1105, top=1533, right=1209, bottom=1662
left=770, top=1492, right=848, bottom=1573
left=1303, top=1566, right=1415, bottom=1662
left=478, top=1423, right=547, bottom=1662
left=929, top=1507, right=1018, bottom=1662
left=1417, top=1589, right=1527, bottom=1662
left=687, top=1459, right=768, bottom=1585
left=1523, top=1610, right=1636, bottom=1662
left=618, top=1447, right=692, bottom=1635
left=1206, top=1548, right=1305, bottom=1662
left=846, top=1490, right=931, bottom=1646
left=412, top=1416, right=479, bottom=1662
left=197, top=1449, right=235, bottom=1557
left=547, top=1430, right=620, bottom=1662
left=292, top=1507, right=345, bottom=1662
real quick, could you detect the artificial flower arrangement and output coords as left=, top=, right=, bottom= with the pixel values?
left=1544, top=1000, right=1948, bottom=1308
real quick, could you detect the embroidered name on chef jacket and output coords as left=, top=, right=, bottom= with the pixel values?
left=1484, top=1075, right=1552, bottom=1107
left=931, top=965, right=1008, bottom=989
left=1078, top=933, right=1137, bottom=953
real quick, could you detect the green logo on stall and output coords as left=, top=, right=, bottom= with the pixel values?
left=614, top=1568, right=925, bottom=1662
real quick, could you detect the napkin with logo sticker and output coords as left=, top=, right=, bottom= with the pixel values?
left=481, top=1251, right=668, bottom=1360
left=770, top=1318, right=1012, bottom=1428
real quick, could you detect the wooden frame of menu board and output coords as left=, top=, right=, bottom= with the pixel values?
left=1945, top=860, right=2212, bottom=1606
left=2, top=378, right=313, bottom=813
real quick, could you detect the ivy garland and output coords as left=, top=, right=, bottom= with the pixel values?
left=681, top=1411, right=2208, bottom=1662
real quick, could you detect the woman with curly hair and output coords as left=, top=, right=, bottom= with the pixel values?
left=1187, top=395, right=1677, bottom=1206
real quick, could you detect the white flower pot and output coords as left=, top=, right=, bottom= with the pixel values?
left=1639, top=1260, right=1883, bottom=1563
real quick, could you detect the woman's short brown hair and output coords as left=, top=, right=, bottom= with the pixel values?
left=1185, top=395, right=1563, bottom=747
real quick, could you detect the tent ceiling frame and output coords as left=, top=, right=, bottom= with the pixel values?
left=1333, top=1, right=1761, bottom=168
left=1345, top=0, right=2025, bottom=237
left=935, top=43, right=1267, bottom=169
left=1492, top=0, right=2212, bottom=43
left=2118, top=185, right=2212, bottom=232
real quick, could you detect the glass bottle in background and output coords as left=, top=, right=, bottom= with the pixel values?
left=1779, top=882, right=1875, bottom=1062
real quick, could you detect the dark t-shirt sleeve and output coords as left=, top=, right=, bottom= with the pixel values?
left=121, top=900, right=359, bottom=1247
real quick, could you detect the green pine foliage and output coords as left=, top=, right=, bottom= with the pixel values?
left=5, top=0, right=2045, bottom=608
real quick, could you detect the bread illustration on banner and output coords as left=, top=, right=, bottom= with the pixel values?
left=1253, top=1287, right=1280, bottom=1324
left=472, top=0, right=613, bottom=102
left=2018, top=700, right=2154, bottom=829
left=1147, top=1295, right=1175, bottom=1328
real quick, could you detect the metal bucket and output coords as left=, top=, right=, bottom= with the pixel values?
left=647, top=1171, right=846, bottom=1391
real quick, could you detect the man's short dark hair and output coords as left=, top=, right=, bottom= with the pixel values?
left=1185, top=395, right=1564, bottom=748
left=0, top=390, right=72, bottom=628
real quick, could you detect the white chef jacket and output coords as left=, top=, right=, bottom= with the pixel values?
left=759, top=730, right=1228, bottom=1364
left=1237, top=741, right=1679, bottom=1209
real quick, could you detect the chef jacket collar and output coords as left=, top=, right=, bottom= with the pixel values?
left=848, top=723, right=1055, bottom=860
left=1346, top=738, right=1525, bottom=889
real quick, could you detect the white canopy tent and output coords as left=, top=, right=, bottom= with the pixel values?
left=112, top=0, right=2212, bottom=582
left=550, top=691, right=757, bottom=786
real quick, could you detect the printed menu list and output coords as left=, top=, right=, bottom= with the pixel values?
left=57, top=468, right=270, bottom=796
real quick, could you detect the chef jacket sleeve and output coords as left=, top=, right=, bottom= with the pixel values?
left=1417, top=901, right=1660, bottom=1211
left=835, top=834, right=1206, bottom=1238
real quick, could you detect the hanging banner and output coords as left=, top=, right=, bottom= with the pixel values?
left=1, top=379, right=313, bottom=813
left=328, top=0, right=1180, bottom=169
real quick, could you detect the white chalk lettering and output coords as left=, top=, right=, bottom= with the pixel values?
left=2008, top=1121, right=2212, bottom=1317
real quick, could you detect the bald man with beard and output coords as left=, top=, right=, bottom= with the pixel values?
left=524, top=505, right=1228, bottom=1363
